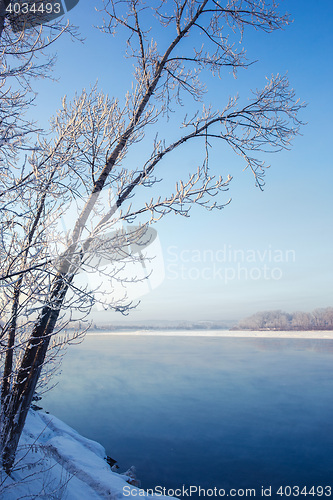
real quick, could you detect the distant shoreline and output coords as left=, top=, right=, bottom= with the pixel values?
left=86, top=329, right=333, bottom=339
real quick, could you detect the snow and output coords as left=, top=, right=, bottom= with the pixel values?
left=86, top=329, right=333, bottom=339
left=0, top=410, right=175, bottom=499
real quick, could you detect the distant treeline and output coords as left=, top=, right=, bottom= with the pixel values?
left=66, top=320, right=232, bottom=331
left=233, top=307, right=333, bottom=331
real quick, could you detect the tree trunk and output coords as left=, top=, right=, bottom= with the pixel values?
left=0, top=1, right=5, bottom=38
left=0, top=276, right=69, bottom=473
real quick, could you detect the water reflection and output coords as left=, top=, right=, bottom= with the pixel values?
left=42, top=335, right=333, bottom=497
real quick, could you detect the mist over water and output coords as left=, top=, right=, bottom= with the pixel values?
left=42, top=334, right=333, bottom=497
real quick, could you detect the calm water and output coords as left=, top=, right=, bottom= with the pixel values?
left=42, top=334, right=333, bottom=498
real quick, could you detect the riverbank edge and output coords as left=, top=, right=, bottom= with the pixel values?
left=0, top=409, right=175, bottom=499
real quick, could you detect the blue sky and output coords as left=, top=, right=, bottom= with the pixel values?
left=31, top=0, right=333, bottom=323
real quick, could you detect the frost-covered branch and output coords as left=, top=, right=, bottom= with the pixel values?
left=1, top=0, right=305, bottom=474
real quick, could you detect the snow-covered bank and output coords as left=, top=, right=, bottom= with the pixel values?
left=86, top=329, right=333, bottom=339
left=0, top=410, right=175, bottom=499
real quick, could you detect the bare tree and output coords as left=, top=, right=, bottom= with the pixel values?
left=0, top=1, right=80, bottom=473
left=0, top=0, right=305, bottom=473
